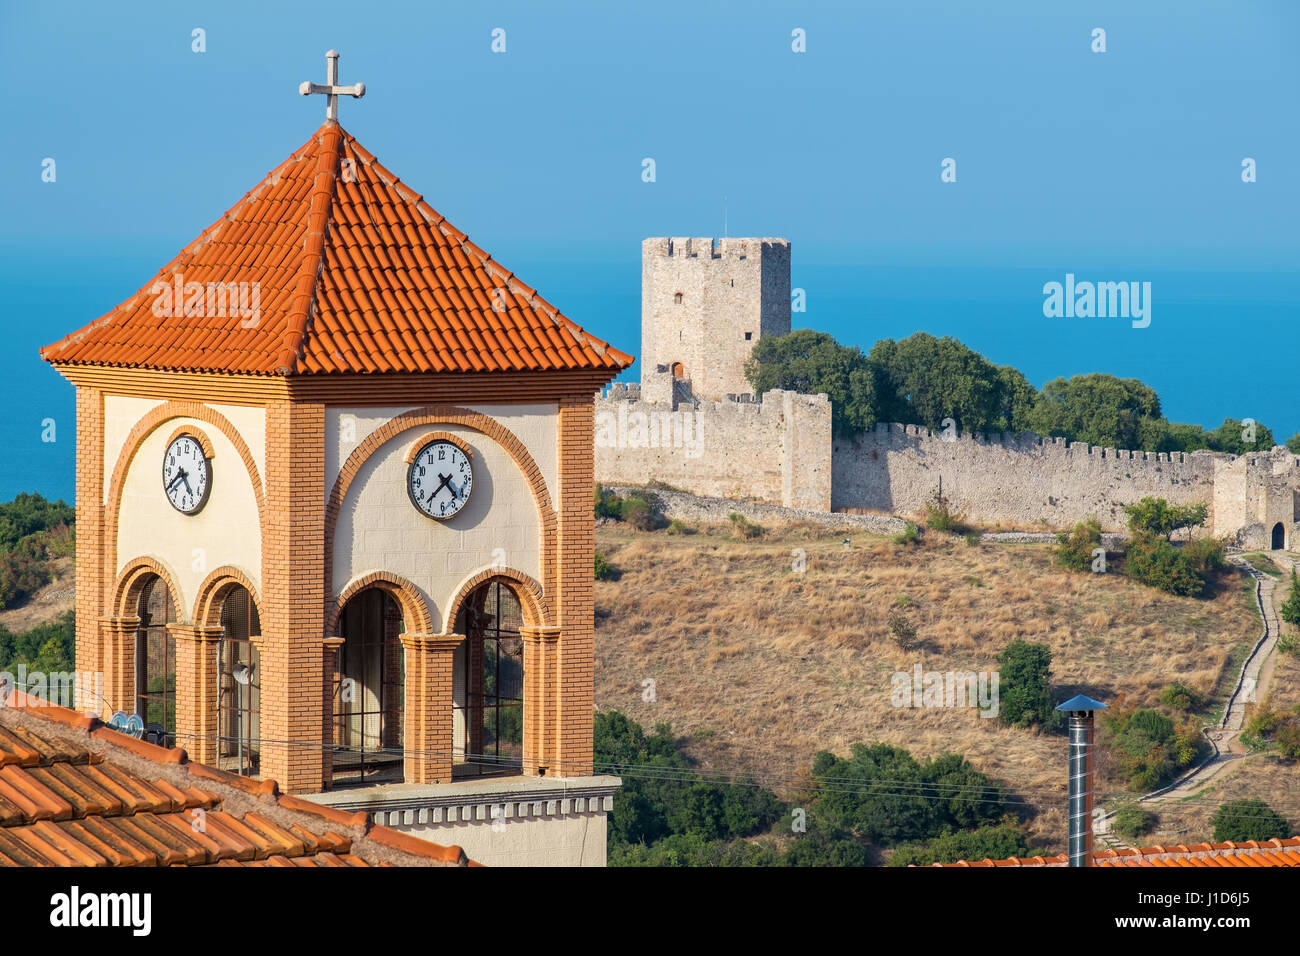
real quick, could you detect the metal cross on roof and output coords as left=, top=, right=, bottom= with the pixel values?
left=299, top=50, right=365, bottom=122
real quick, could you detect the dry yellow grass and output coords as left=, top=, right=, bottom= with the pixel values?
left=594, top=521, right=1263, bottom=852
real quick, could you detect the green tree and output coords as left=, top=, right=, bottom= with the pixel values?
left=1203, top=418, right=1276, bottom=454
left=1211, top=798, right=1292, bottom=843
left=1122, top=497, right=1208, bottom=539
left=810, top=744, right=1004, bottom=846
left=1281, top=570, right=1300, bottom=628
left=996, top=639, right=1060, bottom=730
left=868, top=333, right=1006, bottom=435
left=1029, top=373, right=1162, bottom=448
left=744, top=329, right=877, bottom=438
left=1286, top=433, right=1300, bottom=455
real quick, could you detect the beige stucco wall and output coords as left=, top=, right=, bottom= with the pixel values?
left=103, top=397, right=164, bottom=503
left=325, top=404, right=557, bottom=509
left=332, top=420, right=545, bottom=633
left=403, top=811, right=608, bottom=867
left=114, top=413, right=263, bottom=621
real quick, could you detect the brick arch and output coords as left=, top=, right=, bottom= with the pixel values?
left=105, top=401, right=265, bottom=606
left=113, top=556, right=189, bottom=624
left=193, top=566, right=262, bottom=629
left=443, top=566, right=551, bottom=633
left=329, top=571, right=434, bottom=637
left=325, top=405, right=558, bottom=607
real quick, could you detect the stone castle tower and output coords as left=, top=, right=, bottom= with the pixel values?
left=640, top=237, right=791, bottom=403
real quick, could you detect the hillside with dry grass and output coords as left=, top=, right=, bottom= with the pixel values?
left=594, top=520, right=1270, bottom=851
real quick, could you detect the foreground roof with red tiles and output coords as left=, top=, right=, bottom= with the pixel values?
left=927, top=837, right=1300, bottom=868
left=41, top=122, right=632, bottom=378
left=0, top=694, right=474, bottom=867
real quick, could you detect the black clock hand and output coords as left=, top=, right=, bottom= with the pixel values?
left=181, top=472, right=194, bottom=496
left=165, top=470, right=186, bottom=492
left=431, top=473, right=453, bottom=499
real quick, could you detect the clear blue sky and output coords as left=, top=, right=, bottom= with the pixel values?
left=1, top=0, right=1296, bottom=501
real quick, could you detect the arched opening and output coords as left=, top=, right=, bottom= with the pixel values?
left=453, top=579, right=525, bottom=777
left=134, top=575, right=176, bottom=747
left=216, top=585, right=261, bottom=776
left=1272, top=522, right=1286, bottom=550
left=670, top=361, right=685, bottom=380
left=332, top=588, right=405, bottom=786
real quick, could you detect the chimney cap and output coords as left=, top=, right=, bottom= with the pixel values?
left=1055, top=694, right=1108, bottom=713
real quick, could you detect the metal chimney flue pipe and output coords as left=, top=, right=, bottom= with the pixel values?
left=1055, top=695, right=1108, bottom=868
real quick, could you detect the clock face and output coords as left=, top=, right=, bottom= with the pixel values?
left=162, top=434, right=212, bottom=515
left=408, top=440, right=473, bottom=519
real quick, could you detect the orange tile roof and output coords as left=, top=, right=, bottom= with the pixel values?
left=41, top=122, right=633, bottom=378
left=926, top=837, right=1300, bottom=868
left=0, top=694, right=473, bottom=867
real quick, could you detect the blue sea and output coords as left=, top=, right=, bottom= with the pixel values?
left=3, top=237, right=1296, bottom=504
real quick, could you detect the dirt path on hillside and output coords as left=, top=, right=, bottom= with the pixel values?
left=1096, top=553, right=1291, bottom=846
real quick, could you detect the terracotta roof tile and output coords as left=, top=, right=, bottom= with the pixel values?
left=42, top=123, right=633, bottom=378
left=926, top=836, right=1300, bottom=868
left=0, top=697, right=472, bottom=868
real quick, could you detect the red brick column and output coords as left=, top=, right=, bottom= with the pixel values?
left=521, top=625, right=560, bottom=775
left=97, top=617, right=138, bottom=715
left=321, top=636, right=344, bottom=790
left=75, top=387, right=106, bottom=687
left=170, top=624, right=222, bottom=763
left=401, top=633, right=461, bottom=784
left=259, top=400, right=327, bottom=793
left=555, top=395, right=595, bottom=777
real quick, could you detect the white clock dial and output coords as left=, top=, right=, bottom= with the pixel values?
left=162, top=434, right=212, bottom=515
left=408, top=440, right=473, bottom=520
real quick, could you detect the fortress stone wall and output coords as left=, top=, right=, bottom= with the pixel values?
left=834, top=424, right=1220, bottom=533
left=594, top=384, right=832, bottom=511
left=594, top=234, right=1300, bottom=550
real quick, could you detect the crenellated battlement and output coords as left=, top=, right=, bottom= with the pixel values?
left=643, top=237, right=790, bottom=260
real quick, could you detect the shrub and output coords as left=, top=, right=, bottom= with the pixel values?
left=1123, top=533, right=1204, bottom=597
left=594, top=484, right=623, bottom=520
left=924, top=494, right=965, bottom=533
left=1102, top=704, right=1204, bottom=790
left=1055, top=518, right=1102, bottom=573
left=1111, top=803, right=1157, bottom=840
left=666, top=518, right=690, bottom=535
left=964, top=530, right=981, bottom=546
left=886, top=822, right=1040, bottom=867
left=620, top=495, right=655, bottom=530
left=1281, top=570, right=1300, bottom=629
left=810, top=744, right=1005, bottom=847
left=594, top=551, right=614, bottom=581
left=893, top=522, right=920, bottom=546
left=888, top=612, right=919, bottom=650
left=996, top=639, right=1060, bottom=730
left=1159, top=681, right=1204, bottom=713
left=1183, top=536, right=1225, bottom=575
left=727, top=512, right=764, bottom=540
left=1275, top=722, right=1300, bottom=762
left=1212, top=798, right=1291, bottom=843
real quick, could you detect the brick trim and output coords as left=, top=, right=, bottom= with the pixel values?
left=325, top=406, right=558, bottom=620
left=443, top=566, right=549, bottom=632
left=112, top=556, right=189, bottom=624
left=192, top=565, right=262, bottom=629
left=162, top=425, right=216, bottom=460
left=403, top=431, right=474, bottom=464
left=328, top=570, right=434, bottom=636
